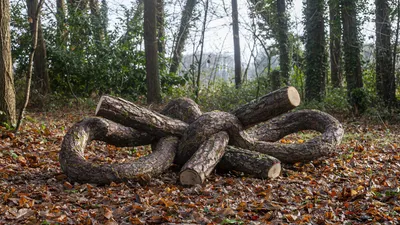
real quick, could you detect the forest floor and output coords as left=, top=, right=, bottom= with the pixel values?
left=0, top=107, right=399, bottom=225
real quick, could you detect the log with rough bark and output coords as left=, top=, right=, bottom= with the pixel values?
left=59, top=117, right=178, bottom=184
left=231, top=86, right=300, bottom=128
left=60, top=86, right=344, bottom=185
left=95, top=95, right=188, bottom=137
left=180, top=131, right=229, bottom=185
left=218, top=146, right=281, bottom=179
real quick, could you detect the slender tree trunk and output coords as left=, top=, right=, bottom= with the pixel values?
left=304, top=0, right=327, bottom=101
left=195, top=0, right=209, bottom=101
left=0, top=0, right=16, bottom=126
left=144, top=0, right=161, bottom=103
left=27, top=0, right=50, bottom=96
left=392, top=0, right=400, bottom=91
left=276, top=0, right=290, bottom=85
left=169, top=0, right=197, bottom=74
left=329, top=0, right=342, bottom=88
left=376, top=0, right=396, bottom=107
left=341, top=0, right=364, bottom=110
left=15, top=0, right=44, bottom=132
left=232, top=0, right=242, bottom=88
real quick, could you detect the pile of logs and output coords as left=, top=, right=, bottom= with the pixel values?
left=60, top=86, right=344, bottom=185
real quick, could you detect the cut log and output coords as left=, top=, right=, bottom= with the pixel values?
left=59, top=117, right=178, bottom=184
left=96, top=95, right=188, bottom=137
left=238, top=109, right=344, bottom=163
left=231, top=86, right=300, bottom=128
left=179, top=131, right=229, bottom=185
left=161, top=97, right=202, bottom=123
left=176, top=111, right=243, bottom=165
left=218, top=146, right=281, bottom=179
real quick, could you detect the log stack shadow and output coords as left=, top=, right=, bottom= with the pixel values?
left=59, top=86, right=344, bottom=185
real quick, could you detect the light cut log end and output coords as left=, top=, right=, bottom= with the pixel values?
left=287, top=86, right=301, bottom=107
left=267, top=163, right=281, bottom=179
left=179, top=169, right=203, bottom=186
left=95, top=95, right=107, bottom=115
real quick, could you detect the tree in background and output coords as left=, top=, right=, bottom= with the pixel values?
left=232, top=0, right=242, bottom=88
left=27, top=0, right=49, bottom=96
left=157, top=0, right=165, bottom=55
left=249, top=0, right=290, bottom=88
left=0, top=0, right=16, bottom=126
left=304, top=0, right=327, bottom=101
left=341, top=0, right=364, bottom=112
left=375, top=0, right=396, bottom=107
left=329, top=0, right=342, bottom=88
left=276, top=0, right=289, bottom=85
left=56, top=0, right=67, bottom=46
left=169, top=0, right=197, bottom=75
left=144, top=0, right=161, bottom=103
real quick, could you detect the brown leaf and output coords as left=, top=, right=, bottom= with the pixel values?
left=103, top=207, right=113, bottom=219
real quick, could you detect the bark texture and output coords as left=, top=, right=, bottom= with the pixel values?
left=96, top=95, right=188, bottom=137
left=232, top=0, right=242, bottom=88
left=0, top=0, right=16, bottom=126
left=218, top=146, right=281, bottom=179
left=60, top=117, right=177, bottom=184
left=231, top=86, right=300, bottom=128
left=180, top=131, right=229, bottom=185
left=144, top=0, right=161, bottom=103
left=329, top=0, right=342, bottom=88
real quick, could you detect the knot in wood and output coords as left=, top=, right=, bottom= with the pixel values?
left=175, top=111, right=244, bottom=165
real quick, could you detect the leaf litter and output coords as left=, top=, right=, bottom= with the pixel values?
left=0, top=109, right=399, bottom=224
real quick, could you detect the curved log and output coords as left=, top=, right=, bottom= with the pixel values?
left=235, top=110, right=344, bottom=163
left=218, top=146, right=281, bottom=179
left=59, top=117, right=178, bottom=184
left=180, top=131, right=229, bottom=185
left=231, top=86, right=300, bottom=128
left=176, top=111, right=244, bottom=165
left=161, top=97, right=202, bottom=123
left=96, top=95, right=188, bottom=137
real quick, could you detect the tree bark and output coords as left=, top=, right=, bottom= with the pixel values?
left=232, top=0, right=242, bottom=88
left=329, top=0, right=342, bottom=88
left=156, top=0, right=165, bottom=55
left=231, top=86, right=300, bottom=128
left=218, top=146, right=281, bottom=179
left=244, top=109, right=344, bottom=163
left=180, top=131, right=229, bottom=185
left=60, top=117, right=178, bottom=184
left=304, top=0, right=327, bottom=102
left=176, top=111, right=244, bottom=165
left=342, top=0, right=364, bottom=112
left=0, top=0, right=16, bottom=126
left=160, top=97, right=202, bottom=124
left=144, top=0, right=161, bottom=103
left=169, top=0, right=197, bottom=75
left=276, top=0, right=290, bottom=85
left=376, top=0, right=396, bottom=107
left=95, top=95, right=188, bottom=137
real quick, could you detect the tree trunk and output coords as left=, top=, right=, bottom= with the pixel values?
left=341, top=0, right=364, bottom=112
left=156, top=0, right=165, bottom=55
left=232, top=0, right=242, bottom=88
left=56, top=0, right=67, bottom=46
left=169, top=0, right=197, bottom=75
left=180, top=131, right=229, bottom=185
left=144, top=0, right=161, bottom=103
left=89, top=0, right=103, bottom=42
left=195, top=0, right=209, bottom=101
left=276, top=0, right=290, bottom=85
left=376, top=0, right=396, bottom=107
left=304, top=0, right=327, bottom=102
left=27, top=0, right=50, bottom=96
left=0, top=0, right=16, bottom=126
left=329, top=0, right=342, bottom=88
left=95, top=95, right=188, bottom=137
left=231, top=86, right=300, bottom=128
